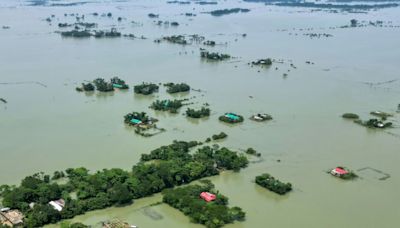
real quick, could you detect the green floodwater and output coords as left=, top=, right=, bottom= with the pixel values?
left=1, top=0, right=400, bottom=227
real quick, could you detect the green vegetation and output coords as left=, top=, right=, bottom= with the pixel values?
left=331, top=167, right=358, bottom=180
left=164, top=83, right=190, bottom=93
left=342, top=113, right=359, bottom=119
left=203, top=40, right=216, bottom=46
left=219, top=113, right=244, bottom=124
left=212, top=132, right=227, bottom=141
left=93, top=78, right=114, bottom=92
left=186, top=107, right=210, bottom=118
left=0, top=140, right=248, bottom=227
left=133, top=83, right=159, bottom=95
left=162, top=180, right=245, bottom=228
left=150, top=99, right=185, bottom=113
left=111, top=77, right=129, bottom=89
left=245, top=148, right=261, bottom=157
left=124, top=112, right=155, bottom=125
left=354, top=118, right=393, bottom=129
left=255, top=173, right=292, bottom=195
left=370, top=111, right=393, bottom=119
left=75, top=83, right=95, bottom=92
left=251, top=58, right=272, bottom=66
left=148, top=13, right=159, bottom=18
left=61, top=30, right=91, bottom=38
left=200, top=49, right=230, bottom=61
left=162, top=35, right=187, bottom=45
left=60, top=222, right=89, bottom=228
left=209, top=8, right=250, bottom=16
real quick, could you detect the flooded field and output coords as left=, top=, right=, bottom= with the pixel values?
left=1, top=0, right=400, bottom=227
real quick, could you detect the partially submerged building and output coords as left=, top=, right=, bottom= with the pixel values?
left=0, top=209, right=24, bottom=227
left=330, top=167, right=349, bottom=177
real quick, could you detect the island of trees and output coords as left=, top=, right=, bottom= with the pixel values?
left=164, top=82, right=190, bottom=94
left=209, top=8, right=250, bottom=16
left=162, top=180, right=245, bottom=228
left=186, top=107, right=211, bottom=118
left=200, top=49, right=231, bottom=61
left=150, top=99, right=187, bottom=113
left=124, top=111, right=164, bottom=137
left=255, top=173, right=292, bottom=195
left=0, top=140, right=248, bottom=227
left=133, top=82, right=159, bottom=95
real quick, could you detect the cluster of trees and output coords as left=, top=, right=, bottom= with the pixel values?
left=61, top=28, right=122, bottom=38
left=162, top=180, right=245, bottom=228
left=162, top=35, right=187, bottom=45
left=0, top=140, right=248, bottom=227
left=93, top=78, right=114, bottom=92
left=354, top=118, right=392, bottom=129
left=164, top=83, right=190, bottom=93
left=255, top=173, right=292, bottom=195
left=133, top=82, right=159, bottom=95
left=251, top=58, right=272, bottom=66
left=110, top=77, right=129, bottom=89
left=203, top=40, right=216, bottom=46
left=245, top=148, right=261, bottom=157
left=200, top=50, right=230, bottom=61
left=211, top=132, right=228, bottom=141
left=75, top=83, right=95, bottom=92
left=186, top=107, right=210, bottom=118
left=209, top=8, right=250, bottom=16
left=150, top=99, right=184, bottom=113
left=124, top=112, right=154, bottom=125
left=342, top=113, right=359, bottom=119
left=141, top=140, right=248, bottom=172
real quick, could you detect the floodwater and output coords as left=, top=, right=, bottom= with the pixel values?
left=1, top=0, right=400, bottom=227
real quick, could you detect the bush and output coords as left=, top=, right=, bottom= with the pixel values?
left=342, top=113, right=359, bottom=119
left=164, top=83, right=190, bottom=93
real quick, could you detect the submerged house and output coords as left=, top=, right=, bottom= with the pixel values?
left=224, top=113, right=240, bottom=121
left=0, top=209, right=24, bottom=227
left=49, top=199, right=65, bottom=212
left=330, top=167, right=349, bottom=177
left=200, top=192, right=216, bottom=202
left=130, top=118, right=143, bottom=125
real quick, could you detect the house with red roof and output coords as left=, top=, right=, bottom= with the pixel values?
left=331, top=167, right=349, bottom=177
left=200, top=192, right=216, bottom=202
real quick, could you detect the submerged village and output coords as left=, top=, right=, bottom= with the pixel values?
left=1, top=0, right=400, bottom=227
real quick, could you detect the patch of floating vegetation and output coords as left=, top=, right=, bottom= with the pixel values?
left=329, top=166, right=358, bottom=180
left=196, top=1, right=218, bottom=5
left=164, top=82, right=190, bottom=94
left=186, top=107, right=211, bottom=118
left=162, top=180, right=245, bottom=228
left=124, top=112, right=165, bottom=137
left=219, top=113, right=244, bottom=124
left=255, top=173, right=292, bottom=195
left=0, top=140, right=248, bottom=227
left=208, top=8, right=251, bottom=16
left=200, top=49, right=231, bottom=61
left=150, top=99, right=190, bottom=113
left=134, top=83, right=159, bottom=95
left=250, top=113, right=273, bottom=122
